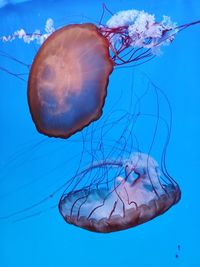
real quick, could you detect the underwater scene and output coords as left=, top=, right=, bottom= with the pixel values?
left=0, top=0, right=200, bottom=266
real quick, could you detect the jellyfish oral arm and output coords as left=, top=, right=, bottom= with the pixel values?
left=0, top=18, right=55, bottom=44
left=97, top=10, right=179, bottom=65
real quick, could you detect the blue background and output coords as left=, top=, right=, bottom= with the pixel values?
left=0, top=0, right=200, bottom=266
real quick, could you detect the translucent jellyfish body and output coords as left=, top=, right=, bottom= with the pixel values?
left=59, top=153, right=181, bottom=233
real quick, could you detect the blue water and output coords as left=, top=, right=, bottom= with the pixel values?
left=0, top=0, right=200, bottom=266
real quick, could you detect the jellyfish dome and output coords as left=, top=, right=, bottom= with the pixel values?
left=59, top=152, right=181, bottom=233
left=28, top=23, right=114, bottom=138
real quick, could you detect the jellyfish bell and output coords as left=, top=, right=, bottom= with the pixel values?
left=28, top=23, right=114, bottom=138
left=59, top=153, right=181, bottom=233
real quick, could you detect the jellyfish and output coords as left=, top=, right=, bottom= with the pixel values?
left=1, top=9, right=199, bottom=138
left=59, top=152, right=181, bottom=233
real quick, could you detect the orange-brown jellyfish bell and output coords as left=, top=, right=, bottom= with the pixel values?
left=28, top=23, right=114, bottom=138
left=59, top=152, right=181, bottom=233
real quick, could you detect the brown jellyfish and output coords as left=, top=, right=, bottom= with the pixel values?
left=28, top=23, right=114, bottom=138
left=58, top=153, right=181, bottom=233
left=27, top=14, right=200, bottom=139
